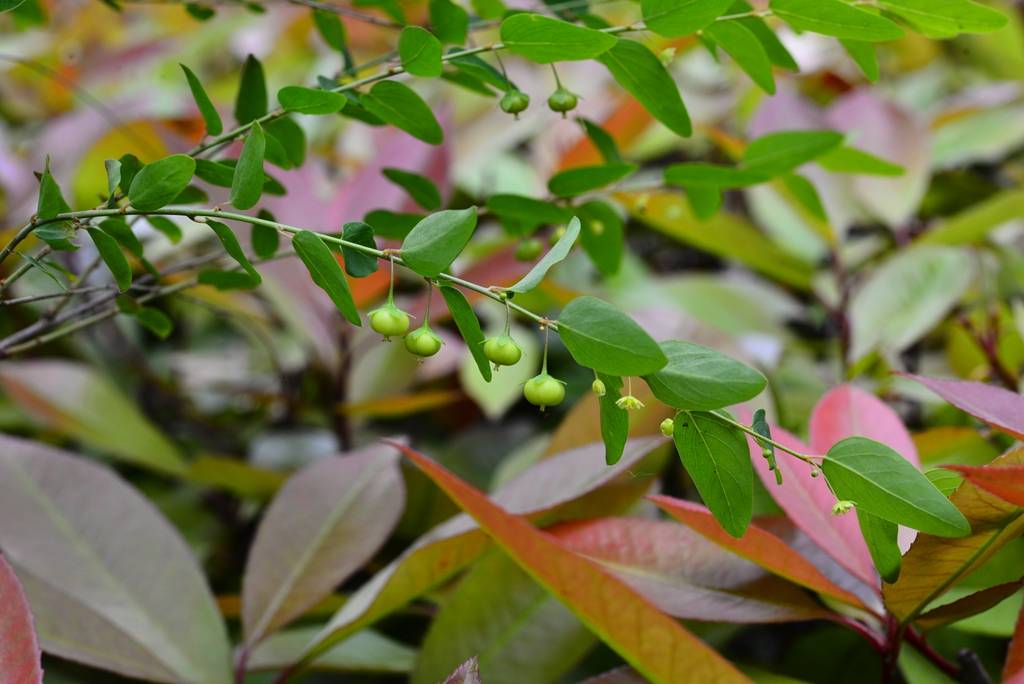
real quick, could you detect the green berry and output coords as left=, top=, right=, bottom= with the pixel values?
left=549, top=226, right=566, bottom=246
left=368, top=303, right=410, bottom=339
left=592, top=379, right=606, bottom=397
left=500, top=90, right=530, bottom=118
left=524, top=372, right=566, bottom=408
left=547, top=87, right=578, bottom=117
left=404, top=326, right=443, bottom=357
left=660, top=418, right=675, bottom=437
left=484, top=335, right=522, bottom=367
left=515, top=238, right=543, bottom=262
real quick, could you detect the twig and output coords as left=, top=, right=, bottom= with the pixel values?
left=283, top=0, right=403, bottom=27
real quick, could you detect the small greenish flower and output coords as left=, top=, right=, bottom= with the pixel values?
left=831, top=500, right=856, bottom=516
left=591, top=379, right=606, bottom=397
left=615, top=395, right=645, bottom=411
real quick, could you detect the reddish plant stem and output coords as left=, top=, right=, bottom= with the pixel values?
left=957, top=312, right=1019, bottom=391
left=905, top=629, right=961, bottom=679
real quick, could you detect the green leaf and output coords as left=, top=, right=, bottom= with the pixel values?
left=817, top=145, right=904, bottom=176
left=742, top=130, right=844, bottom=175
left=364, top=209, right=423, bottom=240
left=1, top=0, right=28, bottom=12
left=485, top=194, right=572, bottom=232
left=597, top=373, right=629, bottom=465
left=577, top=118, right=623, bottom=163
left=673, top=411, right=752, bottom=538
left=341, top=222, right=378, bottom=277
left=597, top=39, right=692, bottom=138
left=705, top=20, right=776, bottom=93
left=557, top=296, right=667, bottom=376
left=823, top=437, right=971, bottom=537
left=400, top=207, right=477, bottom=277
left=877, top=0, right=1007, bottom=38
left=547, top=163, right=637, bottom=198
left=732, top=2, right=798, bottom=70
left=499, top=13, right=617, bottom=63
left=230, top=123, right=266, bottom=210
left=446, top=52, right=513, bottom=91
left=439, top=285, right=491, bottom=382
left=35, top=159, right=75, bottom=251
left=399, top=26, right=444, bottom=78
left=360, top=81, right=443, bottom=145
left=147, top=216, right=183, bottom=243
left=313, top=9, right=348, bottom=53
left=265, top=117, right=306, bottom=168
left=641, top=0, right=733, bottom=38
left=98, top=218, right=143, bottom=258
left=857, top=509, right=901, bottom=583
left=429, top=0, right=469, bottom=45
left=134, top=307, right=173, bottom=338
left=292, top=230, right=361, bottom=326
left=198, top=270, right=259, bottom=290
left=86, top=228, right=131, bottom=292
left=644, top=340, right=766, bottom=411
left=252, top=212, right=279, bottom=259
left=505, top=217, right=580, bottom=294
left=779, top=173, right=827, bottom=221
left=207, top=220, right=261, bottom=284
left=665, top=163, right=768, bottom=188
left=576, top=200, right=623, bottom=276
left=235, top=54, right=268, bottom=125
left=128, top=154, right=196, bottom=211
left=769, top=0, right=905, bottom=41
left=382, top=167, right=441, bottom=210
left=116, top=153, right=142, bottom=194
left=180, top=63, right=223, bottom=135
left=248, top=627, right=415, bottom=674
left=277, top=86, right=346, bottom=115
left=686, top=186, right=723, bottom=218
left=841, top=39, right=879, bottom=81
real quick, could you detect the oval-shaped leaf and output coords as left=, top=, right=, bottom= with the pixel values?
left=382, top=167, right=442, bottom=210
left=292, top=230, right=361, bottom=326
left=644, top=340, right=766, bottom=411
left=242, top=445, right=405, bottom=646
left=742, top=130, right=844, bottom=175
left=673, top=411, right=753, bottom=538
left=399, top=26, right=444, bottom=77
left=596, top=40, right=691, bottom=138
left=128, top=154, right=196, bottom=211
left=823, top=437, right=970, bottom=537
left=557, top=296, right=667, bottom=376
left=0, top=553, right=42, bottom=684
left=86, top=227, right=132, bottom=292
left=548, top=163, right=637, bottom=198
left=878, top=0, right=1007, bottom=37
left=235, top=54, right=267, bottom=125
left=705, top=20, right=776, bottom=94
left=341, top=221, right=378, bottom=278
left=0, top=435, right=232, bottom=684
left=207, top=220, right=261, bottom=284
left=642, top=0, right=733, bottom=38
left=769, top=0, right=905, bottom=40
left=902, top=373, right=1024, bottom=441
left=499, top=13, right=617, bottom=63
left=360, top=81, right=443, bottom=145
left=277, top=86, right=347, bottom=115
left=230, top=123, right=266, bottom=210
left=597, top=373, right=629, bottom=466
left=664, top=163, right=768, bottom=189
left=400, top=207, right=477, bottom=277
left=180, top=63, right=222, bottom=135
left=439, top=285, right=492, bottom=382
left=505, top=217, right=580, bottom=294
left=856, top=509, right=902, bottom=583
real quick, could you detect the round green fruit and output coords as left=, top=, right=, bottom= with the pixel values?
left=484, top=335, right=522, bottom=367
left=500, top=90, right=530, bottom=117
left=404, top=327, right=443, bottom=357
left=523, top=373, right=566, bottom=408
left=547, top=88, right=578, bottom=116
left=515, top=238, right=543, bottom=261
left=368, top=304, right=410, bottom=339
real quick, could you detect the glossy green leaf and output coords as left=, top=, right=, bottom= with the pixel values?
left=665, top=163, right=768, bottom=188
left=641, top=0, right=733, bottom=38
left=252, top=213, right=279, bottom=259
left=277, top=86, right=346, bottom=115
left=818, top=145, right=904, bottom=176
left=673, top=411, right=752, bottom=538
left=399, top=26, right=444, bottom=77
left=292, top=230, right=361, bottom=326
left=686, top=186, right=723, bottom=219
left=400, top=207, right=477, bottom=277
left=856, top=509, right=901, bottom=583
left=597, top=373, right=629, bottom=466
left=128, top=154, right=196, bottom=211
left=86, top=228, right=131, bottom=292
left=705, top=20, right=776, bottom=94
left=439, top=285, right=492, bottom=382
left=235, top=54, right=267, bottom=125
left=780, top=173, right=827, bottom=221
left=597, top=40, right=692, bottom=137
left=429, top=0, right=469, bottom=45
left=265, top=117, right=306, bottom=168
left=98, top=218, right=143, bottom=258
left=823, top=437, right=971, bottom=537
left=548, top=163, right=637, bottom=198
left=644, top=341, right=766, bottom=411
left=134, top=307, right=173, bottom=339
left=841, top=40, right=879, bottom=80
left=878, top=0, right=1007, bottom=38
left=312, top=9, right=347, bottom=53
left=230, top=123, right=266, bottom=210
left=733, top=2, right=798, bottom=70
left=742, top=130, right=844, bottom=175
left=500, top=13, right=617, bottom=63
left=35, top=159, right=75, bottom=250
left=382, top=167, right=441, bottom=210
left=364, top=209, right=422, bottom=240
left=505, top=217, right=580, bottom=294
left=180, top=63, right=222, bottom=135
left=576, top=200, right=623, bottom=276
left=578, top=118, right=623, bottom=163
left=557, top=296, right=667, bottom=376
left=207, top=220, right=261, bottom=285
left=486, top=194, right=572, bottom=232
left=769, top=0, right=905, bottom=41
left=147, top=216, right=183, bottom=244
left=360, top=81, right=443, bottom=145
left=341, top=222, right=378, bottom=278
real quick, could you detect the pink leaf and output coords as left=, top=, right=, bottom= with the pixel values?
left=443, top=656, right=482, bottom=684
left=902, top=373, right=1024, bottom=441
left=0, top=553, right=43, bottom=684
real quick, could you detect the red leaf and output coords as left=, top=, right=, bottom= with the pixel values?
left=443, top=656, right=482, bottom=684
left=944, top=465, right=1024, bottom=508
left=392, top=441, right=750, bottom=683
left=902, top=373, right=1024, bottom=440
left=648, top=496, right=866, bottom=610
left=0, top=553, right=43, bottom=684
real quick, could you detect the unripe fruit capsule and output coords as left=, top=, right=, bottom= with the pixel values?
left=523, top=373, right=566, bottom=408
left=547, top=87, right=578, bottom=117
left=660, top=418, right=675, bottom=437
left=484, top=335, right=522, bottom=367
left=500, top=90, right=530, bottom=118
left=368, top=303, right=411, bottom=340
left=404, top=326, right=443, bottom=357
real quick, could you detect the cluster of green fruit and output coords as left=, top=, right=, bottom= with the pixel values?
left=499, top=86, right=579, bottom=119
left=368, top=299, right=566, bottom=409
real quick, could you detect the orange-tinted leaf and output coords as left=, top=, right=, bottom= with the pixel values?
left=649, top=496, right=865, bottom=609
left=884, top=446, right=1024, bottom=623
left=945, top=465, right=1024, bottom=508
left=395, top=441, right=750, bottom=684
left=915, top=578, right=1024, bottom=632
left=0, top=553, right=43, bottom=684
left=338, top=390, right=463, bottom=418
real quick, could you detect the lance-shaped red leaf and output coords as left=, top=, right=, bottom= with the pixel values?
left=944, top=464, right=1024, bottom=508
left=1006, top=600, right=1024, bottom=684
left=392, top=441, right=750, bottom=684
left=0, top=554, right=43, bottom=684
left=902, top=373, right=1024, bottom=440
left=648, top=496, right=866, bottom=610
